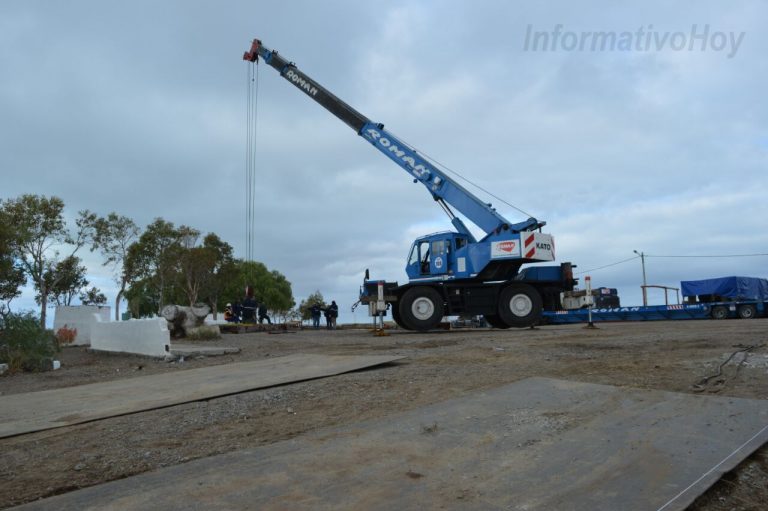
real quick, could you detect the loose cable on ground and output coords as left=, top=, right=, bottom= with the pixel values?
left=692, top=343, right=765, bottom=392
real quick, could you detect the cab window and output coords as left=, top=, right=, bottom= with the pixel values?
left=418, top=241, right=430, bottom=274
left=408, top=244, right=419, bottom=266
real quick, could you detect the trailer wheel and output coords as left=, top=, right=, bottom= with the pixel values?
left=498, top=284, right=543, bottom=328
left=737, top=304, right=757, bottom=319
left=399, top=286, right=444, bottom=331
left=711, top=306, right=728, bottom=320
left=484, top=314, right=510, bottom=329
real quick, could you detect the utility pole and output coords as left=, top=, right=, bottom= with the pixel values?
left=633, top=250, right=647, bottom=306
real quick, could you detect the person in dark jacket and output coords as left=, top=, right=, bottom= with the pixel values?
left=258, top=302, right=271, bottom=324
left=310, top=303, right=322, bottom=329
left=323, top=306, right=332, bottom=329
left=231, top=302, right=243, bottom=323
left=328, top=300, right=339, bottom=330
left=241, top=296, right=257, bottom=323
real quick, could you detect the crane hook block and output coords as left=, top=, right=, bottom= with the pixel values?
left=243, top=39, right=261, bottom=62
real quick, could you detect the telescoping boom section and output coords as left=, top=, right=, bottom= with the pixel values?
left=244, top=39, right=576, bottom=330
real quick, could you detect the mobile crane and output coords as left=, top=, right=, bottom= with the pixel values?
left=243, top=39, right=576, bottom=330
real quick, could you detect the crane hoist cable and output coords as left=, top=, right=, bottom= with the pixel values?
left=384, top=127, right=536, bottom=221
left=245, top=59, right=260, bottom=261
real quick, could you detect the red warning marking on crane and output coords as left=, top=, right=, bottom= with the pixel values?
left=524, top=234, right=535, bottom=247
left=525, top=248, right=536, bottom=258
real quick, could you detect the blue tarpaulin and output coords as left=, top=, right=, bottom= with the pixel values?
left=681, top=276, right=768, bottom=300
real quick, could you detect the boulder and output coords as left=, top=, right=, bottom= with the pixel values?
left=161, top=304, right=219, bottom=339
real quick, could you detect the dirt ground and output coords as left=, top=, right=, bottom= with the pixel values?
left=1, top=319, right=767, bottom=510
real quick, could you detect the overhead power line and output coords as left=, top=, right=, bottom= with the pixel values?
left=647, top=253, right=768, bottom=258
left=575, top=256, right=639, bottom=275
left=575, top=252, right=768, bottom=276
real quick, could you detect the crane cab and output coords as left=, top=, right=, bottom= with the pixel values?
left=405, top=232, right=472, bottom=281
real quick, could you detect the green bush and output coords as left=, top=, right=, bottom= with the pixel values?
left=0, top=312, right=59, bottom=373
left=186, top=325, right=221, bottom=341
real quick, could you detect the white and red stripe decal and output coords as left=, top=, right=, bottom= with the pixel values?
left=524, top=234, right=536, bottom=259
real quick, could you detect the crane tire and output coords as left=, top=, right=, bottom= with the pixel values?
left=484, top=314, right=511, bottom=329
left=399, top=286, right=444, bottom=331
left=498, top=284, right=543, bottom=328
left=391, top=302, right=410, bottom=329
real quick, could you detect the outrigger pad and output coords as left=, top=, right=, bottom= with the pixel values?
left=14, top=377, right=768, bottom=511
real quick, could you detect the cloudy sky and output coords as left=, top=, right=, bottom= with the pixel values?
left=2, top=0, right=766, bottom=324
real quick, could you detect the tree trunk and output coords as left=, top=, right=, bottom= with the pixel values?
left=157, top=275, right=165, bottom=315
left=40, top=289, right=48, bottom=329
left=115, top=287, right=124, bottom=321
left=185, top=273, right=199, bottom=307
left=210, top=299, right=218, bottom=320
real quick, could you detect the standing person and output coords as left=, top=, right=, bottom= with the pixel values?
left=324, top=306, right=332, bottom=329
left=310, top=303, right=321, bottom=329
left=329, top=300, right=339, bottom=330
left=258, top=302, right=271, bottom=324
left=232, top=302, right=243, bottom=323
left=241, top=287, right=257, bottom=323
left=224, top=303, right=236, bottom=323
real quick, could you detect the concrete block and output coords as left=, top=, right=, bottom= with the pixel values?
left=90, top=316, right=170, bottom=358
left=53, top=306, right=111, bottom=346
left=0, top=363, right=8, bottom=375
left=204, top=314, right=227, bottom=325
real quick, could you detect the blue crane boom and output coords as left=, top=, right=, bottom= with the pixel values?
left=243, top=39, right=542, bottom=241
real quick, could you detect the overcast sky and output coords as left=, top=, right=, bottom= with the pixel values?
left=2, top=0, right=766, bottom=324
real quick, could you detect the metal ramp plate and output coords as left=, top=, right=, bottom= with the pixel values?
left=11, top=377, right=768, bottom=511
left=0, top=354, right=403, bottom=438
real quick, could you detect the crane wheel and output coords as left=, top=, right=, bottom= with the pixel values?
left=391, top=302, right=410, bottom=329
left=399, top=286, right=444, bottom=331
left=484, top=314, right=511, bottom=329
left=711, top=306, right=729, bottom=320
left=497, top=284, right=543, bottom=328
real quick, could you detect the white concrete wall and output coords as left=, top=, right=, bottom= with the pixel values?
left=204, top=313, right=227, bottom=325
left=53, top=306, right=112, bottom=346
left=90, top=316, right=170, bottom=358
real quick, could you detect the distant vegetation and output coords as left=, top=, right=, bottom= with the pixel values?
left=0, top=311, right=58, bottom=373
left=0, top=194, right=295, bottom=325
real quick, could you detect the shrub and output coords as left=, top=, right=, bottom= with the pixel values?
left=0, top=312, right=58, bottom=373
left=55, top=325, right=78, bottom=346
left=186, top=325, right=221, bottom=341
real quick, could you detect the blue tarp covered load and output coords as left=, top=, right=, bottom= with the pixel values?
left=681, top=276, right=768, bottom=300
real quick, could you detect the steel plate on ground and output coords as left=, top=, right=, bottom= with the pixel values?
left=11, top=377, right=768, bottom=510
left=0, top=354, right=403, bottom=438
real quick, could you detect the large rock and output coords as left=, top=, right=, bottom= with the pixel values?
left=161, top=304, right=219, bottom=339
